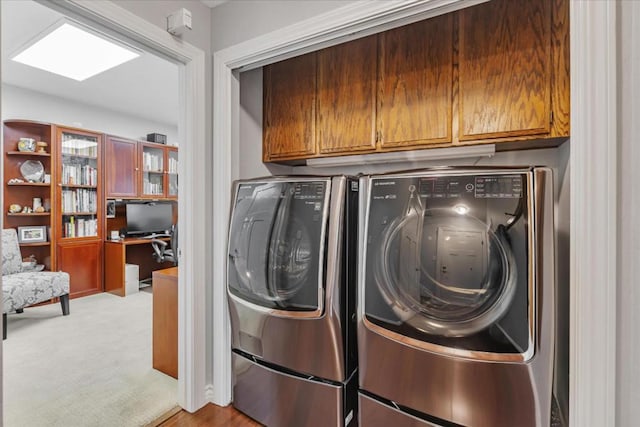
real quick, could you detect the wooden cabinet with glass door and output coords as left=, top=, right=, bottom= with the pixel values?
left=3, top=120, right=55, bottom=270
left=55, top=126, right=103, bottom=297
left=139, top=142, right=178, bottom=199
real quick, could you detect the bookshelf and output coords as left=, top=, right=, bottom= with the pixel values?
left=55, top=126, right=103, bottom=298
left=2, top=120, right=55, bottom=270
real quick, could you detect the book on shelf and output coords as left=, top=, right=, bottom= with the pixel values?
left=61, top=188, right=97, bottom=213
left=64, top=216, right=98, bottom=238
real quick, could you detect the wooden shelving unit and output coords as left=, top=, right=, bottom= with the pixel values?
left=3, top=120, right=55, bottom=271
left=55, top=126, right=103, bottom=298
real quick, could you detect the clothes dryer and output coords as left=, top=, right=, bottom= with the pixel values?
left=357, top=167, right=566, bottom=427
left=227, top=176, right=358, bottom=427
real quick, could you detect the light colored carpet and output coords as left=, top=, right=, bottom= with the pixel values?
left=3, top=291, right=178, bottom=427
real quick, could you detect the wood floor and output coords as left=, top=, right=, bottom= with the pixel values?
left=158, top=404, right=261, bottom=426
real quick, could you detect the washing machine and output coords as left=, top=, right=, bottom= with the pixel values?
left=227, top=176, right=358, bottom=427
left=357, top=167, right=566, bottom=427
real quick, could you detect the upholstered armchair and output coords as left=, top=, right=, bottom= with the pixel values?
left=2, top=229, right=70, bottom=339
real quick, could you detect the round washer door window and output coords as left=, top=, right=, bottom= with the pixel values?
left=372, top=186, right=517, bottom=337
left=228, top=181, right=327, bottom=312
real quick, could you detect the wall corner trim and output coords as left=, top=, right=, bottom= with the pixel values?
left=570, top=1, right=618, bottom=426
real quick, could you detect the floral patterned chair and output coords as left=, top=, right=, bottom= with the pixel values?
left=2, top=228, right=70, bottom=339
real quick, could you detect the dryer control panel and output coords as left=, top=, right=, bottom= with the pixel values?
left=373, top=174, right=523, bottom=200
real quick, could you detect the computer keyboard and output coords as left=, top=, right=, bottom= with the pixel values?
left=141, top=233, right=171, bottom=239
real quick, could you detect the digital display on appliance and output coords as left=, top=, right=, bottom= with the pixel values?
left=125, top=203, right=173, bottom=236
left=474, top=175, right=523, bottom=198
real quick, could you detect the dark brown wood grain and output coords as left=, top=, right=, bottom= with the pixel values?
left=377, top=14, right=453, bottom=148
left=105, top=135, right=138, bottom=198
left=3, top=120, right=56, bottom=268
left=550, top=0, right=570, bottom=137
left=263, top=52, right=317, bottom=161
left=158, top=404, right=261, bottom=427
left=261, top=0, right=569, bottom=163
left=317, top=35, right=377, bottom=154
left=458, top=0, right=552, bottom=141
left=153, top=267, right=178, bottom=379
left=57, top=239, right=103, bottom=298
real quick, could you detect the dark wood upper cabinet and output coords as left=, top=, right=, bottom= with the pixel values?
left=105, top=135, right=138, bottom=198
left=263, top=52, right=317, bottom=161
left=317, top=35, right=377, bottom=154
left=261, top=0, right=569, bottom=162
left=458, top=0, right=552, bottom=141
left=377, top=14, right=453, bottom=148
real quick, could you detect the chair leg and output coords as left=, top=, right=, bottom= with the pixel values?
left=60, top=294, right=70, bottom=316
left=3, top=313, right=6, bottom=340
left=16, top=308, right=23, bottom=314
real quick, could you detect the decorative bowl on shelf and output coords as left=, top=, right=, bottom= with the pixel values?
left=36, top=141, right=48, bottom=153
left=9, top=204, right=22, bottom=213
left=17, top=138, right=36, bottom=152
left=19, top=160, right=45, bottom=182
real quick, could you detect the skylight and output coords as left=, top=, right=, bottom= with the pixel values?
left=12, top=21, right=140, bottom=82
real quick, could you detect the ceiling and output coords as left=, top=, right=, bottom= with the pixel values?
left=201, top=0, right=229, bottom=8
left=1, top=0, right=179, bottom=126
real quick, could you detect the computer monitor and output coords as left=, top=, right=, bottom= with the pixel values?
left=125, top=203, right=173, bottom=236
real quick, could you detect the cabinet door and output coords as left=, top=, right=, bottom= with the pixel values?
left=459, top=0, right=552, bottom=141
left=166, top=147, right=178, bottom=199
left=317, top=35, right=377, bottom=154
left=56, top=127, right=102, bottom=240
left=57, top=240, right=102, bottom=298
left=139, top=142, right=166, bottom=198
left=378, top=14, right=453, bottom=148
left=105, top=136, right=138, bottom=198
left=263, top=53, right=317, bottom=161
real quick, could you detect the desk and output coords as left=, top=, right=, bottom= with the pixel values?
left=104, top=237, right=173, bottom=296
left=152, top=266, right=178, bottom=379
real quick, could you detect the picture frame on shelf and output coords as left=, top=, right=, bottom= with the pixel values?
left=106, top=200, right=116, bottom=218
left=17, top=226, right=47, bottom=243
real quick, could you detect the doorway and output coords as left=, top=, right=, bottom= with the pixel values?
left=0, top=0, right=207, bottom=421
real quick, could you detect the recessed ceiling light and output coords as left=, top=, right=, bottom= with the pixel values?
left=11, top=20, right=140, bottom=82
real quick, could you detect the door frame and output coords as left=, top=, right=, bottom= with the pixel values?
left=213, top=1, right=618, bottom=427
left=25, top=0, right=208, bottom=412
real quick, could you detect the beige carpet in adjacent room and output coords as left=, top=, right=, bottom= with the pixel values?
left=3, top=291, right=178, bottom=427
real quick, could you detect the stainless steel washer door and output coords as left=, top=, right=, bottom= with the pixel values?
left=363, top=171, right=533, bottom=358
left=228, top=180, right=329, bottom=315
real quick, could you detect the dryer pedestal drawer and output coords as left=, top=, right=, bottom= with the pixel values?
left=359, top=393, right=439, bottom=427
left=232, top=352, right=354, bottom=427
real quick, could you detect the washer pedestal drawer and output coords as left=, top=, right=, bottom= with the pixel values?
left=232, top=352, right=355, bottom=427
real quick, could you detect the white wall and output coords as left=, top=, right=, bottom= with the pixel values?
left=112, top=0, right=212, bottom=53
left=2, top=84, right=178, bottom=143
left=617, top=1, right=640, bottom=425
left=211, top=1, right=357, bottom=52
